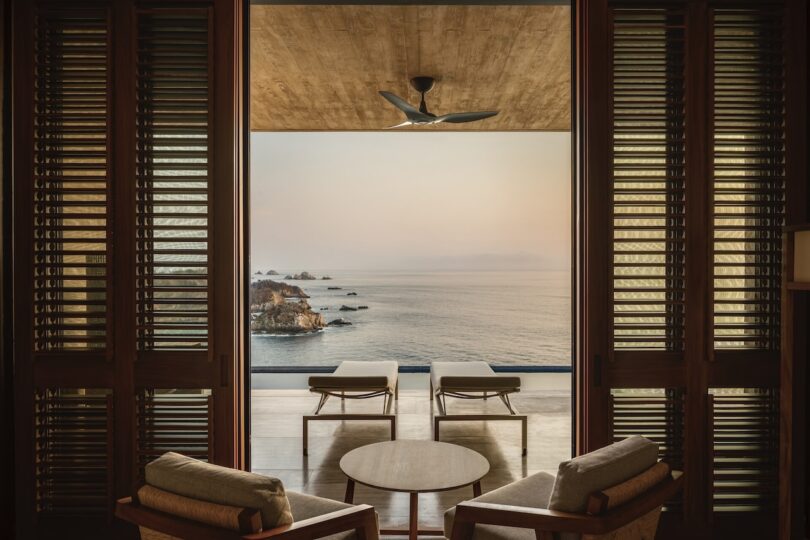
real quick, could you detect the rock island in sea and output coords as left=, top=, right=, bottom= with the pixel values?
left=250, top=279, right=325, bottom=334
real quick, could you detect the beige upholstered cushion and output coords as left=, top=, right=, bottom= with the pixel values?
left=587, top=462, right=671, bottom=515
left=136, top=484, right=262, bottom=533
left=287, top=491, right=360, bottom=540
left=431, top=361, right=521, bottom=393
left=145, top=452, right=293, bottom=529
left=443, top=471, right=556, bottom=540
left=548, top=436, right=659, bottom=513
left=309, top=360, right=398, bottom=392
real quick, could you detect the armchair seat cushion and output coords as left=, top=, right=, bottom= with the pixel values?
left=286, top=491, right=358, bottom=539
left=444, top=471, right=556, bottom=540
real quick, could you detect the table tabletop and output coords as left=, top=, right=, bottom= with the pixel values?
left=339, top=439, right=490, bottom=493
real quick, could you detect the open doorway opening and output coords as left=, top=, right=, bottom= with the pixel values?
left=247, top=2, right=572, bottom=532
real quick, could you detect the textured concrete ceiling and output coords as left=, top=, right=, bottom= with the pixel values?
left=250, top=4, right=571, bottom=131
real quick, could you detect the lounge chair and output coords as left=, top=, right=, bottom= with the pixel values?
left=115, top=452, right=379, bottom=539
left=430, top=361, right=527, bottom=455
left=304, top=360, right=399, bottom=455
left=446, top=436, right=684, bottom=540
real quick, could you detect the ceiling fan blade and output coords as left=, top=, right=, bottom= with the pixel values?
left=435, top=111, right=499, bottom=124
left=384, top=120, right=414, bottom=129
left=379, top=91, right=424, bottom=121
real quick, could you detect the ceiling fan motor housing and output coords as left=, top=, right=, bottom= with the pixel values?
left=410, top=76, right=436, bottom=94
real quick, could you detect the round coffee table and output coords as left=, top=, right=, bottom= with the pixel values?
left=339, top=440, right=490, bottom=539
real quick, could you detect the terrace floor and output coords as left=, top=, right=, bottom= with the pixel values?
left=250, top=373, right=572, bottom=537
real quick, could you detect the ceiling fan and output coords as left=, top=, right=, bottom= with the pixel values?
left=379, top=76, right=499, bottom=128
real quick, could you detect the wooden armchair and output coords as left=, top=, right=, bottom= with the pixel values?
left=115, top=452, right=379, bottom=540
left=446, top=436, right=684, bottom=540
left=449, top=470, right=682, bottom=539
left=116, top=494, right=379, bottom=540
left=115, top=490, right=379, bottom=540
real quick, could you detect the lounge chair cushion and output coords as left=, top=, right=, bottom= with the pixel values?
left=443, top=472, right=557, bottom=540
left=431, top=361, right=521, bottom=393
left=308, top=360, right=398, bottom=393
left=287, top=491, right=360, bottom=540
left=145, top=452, right=293, bottom=529
left=548, top=436, right=660, bottom=513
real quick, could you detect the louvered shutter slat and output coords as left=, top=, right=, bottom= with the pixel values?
left=611, top=9, right=686, bottom=352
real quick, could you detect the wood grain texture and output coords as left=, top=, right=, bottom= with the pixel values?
left=339, top=439, right=490, bottom=493
left=250, top=5, right=570, bottom=131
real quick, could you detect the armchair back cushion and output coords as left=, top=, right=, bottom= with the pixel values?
left=548, top=436, right=659, bottom=513
left=145, top=452, right=294, bottom=529
left=136, top=484, right=262, bottom=533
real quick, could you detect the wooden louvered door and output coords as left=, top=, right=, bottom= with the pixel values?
left=11, top=1, right=244, bottom=538
left=578, top=0, right=806, bottom=538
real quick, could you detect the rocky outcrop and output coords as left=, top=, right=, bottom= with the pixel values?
left=266, top=270, right=279, bottom=275
left=358, top=305, right=369, bottom=310
left=347, top=292, right=358, bottom=296
left=251, top=300, right=325, bottom=334
left=321, top=276, right=332, bottom=280
left=328, top=318, right=352, bottom=327
left=339, top=305, right=357, bottom=312
left=328, top=287, right=342, bottom=290
left=250, top=279, right=309, bottom=307
left=291, top=271, right=317, bottom=280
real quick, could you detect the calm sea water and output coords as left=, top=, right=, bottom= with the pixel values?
left=250, top=270, right=571, bottom=367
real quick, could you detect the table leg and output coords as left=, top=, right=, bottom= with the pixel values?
left=409, top=492, right=418, bottom=540
left=344, top=478, right=355, bottom=504
left=473, top=480, right=482, bottom=498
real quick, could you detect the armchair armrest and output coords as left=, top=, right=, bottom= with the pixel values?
left=243, top=505, right=378, bottom=540
left=450, top=472, right=683, bottom=540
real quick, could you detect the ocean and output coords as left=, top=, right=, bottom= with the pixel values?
left=250, top=270, right=571, bottom=368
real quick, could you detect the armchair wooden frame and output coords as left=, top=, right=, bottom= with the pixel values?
left=449, top=472, right=683, bottom=540
left=115, top=497, right=380, bottom=540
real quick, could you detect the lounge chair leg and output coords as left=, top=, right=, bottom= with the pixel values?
left=522, top=417, right=528, bottom=456
left=303, top=417, right=309, bottom=456
left=500, top=393, right=517, bottom=415
left=434, top=417, right=440, bottom=441
left=483, top=392, right=487, bottom=400
left=395, top=381, right=399, bottom=400
left=314, top=393, right=330, bottom=415
left=390, top=416, right=397, bottom=440
left=430, top=379, right=433, bottom=401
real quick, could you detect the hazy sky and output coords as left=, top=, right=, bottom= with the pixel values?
left=250, top=132, right=570, bottom=272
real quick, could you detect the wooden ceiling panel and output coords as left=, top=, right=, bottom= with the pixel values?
left=250, top=5, right=571, bottom=131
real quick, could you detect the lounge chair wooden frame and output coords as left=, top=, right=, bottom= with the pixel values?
left=304, top=380, right=398, bottom=456
left=448, top=471, right=684, bottom=540
left=115, top=496, right=380, bottom=540
left=431, top=375, right=528, bottom=456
